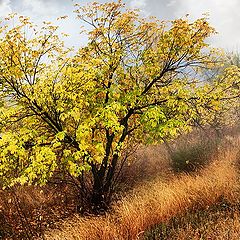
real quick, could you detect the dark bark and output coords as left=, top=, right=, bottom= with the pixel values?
left=89, top=129, right=129, bottom=211
left=91, top=179, right=107, bottom=211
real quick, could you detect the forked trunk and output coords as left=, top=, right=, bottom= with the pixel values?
left=90, top=155, right=119, bottom=212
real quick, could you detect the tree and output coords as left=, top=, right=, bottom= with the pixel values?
left=0, top=2, right=238, bottom=211
left=194, top=51, right=240, bottom=135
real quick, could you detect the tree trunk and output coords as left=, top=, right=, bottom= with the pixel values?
left=90, top=155, right=119, bottom=212
left=90, top=175, right=105, bottom=211
left=90, top=166, right=109, bottom=212
left=91, top=187, right=106, bottom=212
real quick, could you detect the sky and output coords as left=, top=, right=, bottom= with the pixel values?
left=0, top=0, right=239, bottom=51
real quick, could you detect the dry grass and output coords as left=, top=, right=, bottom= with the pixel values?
left=144, top=204, right=240, bottom=240
left=45, top=136, right=240, bottom=240
left=119, top=144, right=172, bottom=189
left=0, top=183, right=78, bottom=239
left=0, top=140, right=172, bottom=239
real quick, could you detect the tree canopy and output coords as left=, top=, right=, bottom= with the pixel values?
left=0, top=1, right=239, bottom=208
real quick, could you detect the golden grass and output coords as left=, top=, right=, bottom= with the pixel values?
left=45, top=138, right=240, bottom=240
left=145, top=203, right=240, bottom=239
left=0, top=182, right=78, bottom=239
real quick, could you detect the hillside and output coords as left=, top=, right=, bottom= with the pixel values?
left=43, top=132, right=240, bottom=240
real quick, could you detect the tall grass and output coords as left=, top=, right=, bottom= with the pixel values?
left=45, top=138, right=240, bottom=240
left=0, top=183, right=78, bottom=239
left=144, top=203, right=240, bottom=239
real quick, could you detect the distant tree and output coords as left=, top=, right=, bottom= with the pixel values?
left=0, top=2, right=238, bottom=211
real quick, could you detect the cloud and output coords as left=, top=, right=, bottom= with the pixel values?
left=0, top=0, right=12, bottom=16
left=130, top=0, right=147, bottom=9
left=10, top=0, right=80, bottom=47
left=2, top=0, right=239, bottom=50
left=126, top=0, right=240, bottom=50
left=166, top=0, right=176, bottom=7
left=129, top=0, right=149, bottom=16
left=21, top=0, right=62, bottom=18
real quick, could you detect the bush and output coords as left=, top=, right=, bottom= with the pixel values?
left=169, top=132, right=219, bottom=173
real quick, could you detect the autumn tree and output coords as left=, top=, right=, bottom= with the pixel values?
left=195, top=52, right=240, bottom=134
left=0, top=2, right=239, bottom=210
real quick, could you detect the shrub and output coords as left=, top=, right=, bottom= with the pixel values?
left=170, top=134, right=218, bottom=173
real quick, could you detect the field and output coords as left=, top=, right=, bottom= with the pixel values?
left=0, top=128, right=239, bottom=239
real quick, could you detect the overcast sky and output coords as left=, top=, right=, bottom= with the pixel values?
left=0, top=0, right=239, bottom=51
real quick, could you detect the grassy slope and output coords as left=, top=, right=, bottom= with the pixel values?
left=45, top=136, right=240, bottom=240
left=144, top=203, right=240, bottom=240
